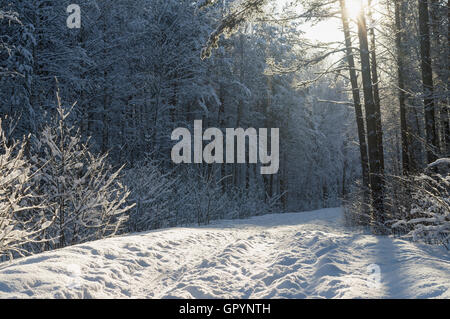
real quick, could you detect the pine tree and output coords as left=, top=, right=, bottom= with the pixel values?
left=339, top=0, right=370, bottom=192
left=395, top=0, right=411, bottom=174
left=356, top=3, right=386, bottom=228
left=418, top=0, right=439, bottom=163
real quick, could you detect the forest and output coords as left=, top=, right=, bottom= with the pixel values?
left=0, top=0, right=448, bottom=262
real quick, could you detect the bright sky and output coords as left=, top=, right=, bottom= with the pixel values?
left=302, top=18, right=344, bottom=44
left=274, top=0, right=376, bottom=44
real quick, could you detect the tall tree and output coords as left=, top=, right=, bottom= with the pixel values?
left=446, top=0, right=450, bottom=154
left=395, top=0, right=411, bottom=174
left=418, top=0, right=438, bottom=163
left=356, top=3, right=385, bottom=226
left=368, top=0, right=385, bottom=171
left=339, top=0, right=370, bottom=190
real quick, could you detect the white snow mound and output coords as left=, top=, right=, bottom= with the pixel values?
left=0, top=208, right=449, bottom=299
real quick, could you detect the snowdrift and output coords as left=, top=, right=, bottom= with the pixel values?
left=0, top=208, right=449, bottom=299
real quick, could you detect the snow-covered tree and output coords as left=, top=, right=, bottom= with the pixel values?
left=392, top=159, right=449, bottom=248
left=0, top=4, right=36, bottom=136
left=30, top=91, right=133, bottom=249
left=0, top=120, right=52, bottom=261
left=122, top=159, right=176, bottom=232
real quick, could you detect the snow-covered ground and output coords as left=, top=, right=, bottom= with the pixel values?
left=0, top=208, right=449, bottom=299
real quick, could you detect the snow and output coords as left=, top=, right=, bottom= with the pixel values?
left=428, top=158, right=450, bottom=168
left=0, top=208, right=449, bottom=299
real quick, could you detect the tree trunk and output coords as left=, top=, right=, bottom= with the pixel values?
left=440, top=0, right=450, bottom=155
left=395, top=0, right=411, bottom=174
left=356, top=5, right=385, bottom=227
left=339, top=0, right=370, bottom=191
left=368, top=0, right=385, bottom=171
left=418, top=0, right=438, bottom=163
left=446, top=0, right=450, bottom=154
left=101, top=4, right=109, bottom=154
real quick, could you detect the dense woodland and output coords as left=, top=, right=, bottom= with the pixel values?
left=0, top=0, right=448, bottom=260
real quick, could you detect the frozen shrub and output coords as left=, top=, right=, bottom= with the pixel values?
left=30, top=94, right=133, bottom=249
left=392, top=160, right=449, bottom=248
left=0, top=120, right=51, bottom=261
left=122, top=159, right=175, bottom=232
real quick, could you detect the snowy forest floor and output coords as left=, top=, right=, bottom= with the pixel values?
left=0, top=208, right=449, bottom=299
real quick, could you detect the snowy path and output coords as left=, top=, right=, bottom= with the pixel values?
left=0, top=208, right=449, bottom=299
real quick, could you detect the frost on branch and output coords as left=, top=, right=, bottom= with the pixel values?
left=201, top=0, right=268, bottom=59
left=30, top=94, right=134, bottom=249
left=122, top=159, right=176, bottom=232
left=0, top=120, right=50, bottom=261
left=392, top=162, right=450, bottom=249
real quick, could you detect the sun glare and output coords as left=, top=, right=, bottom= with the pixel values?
left=345, top=0, right=366, bottom=20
